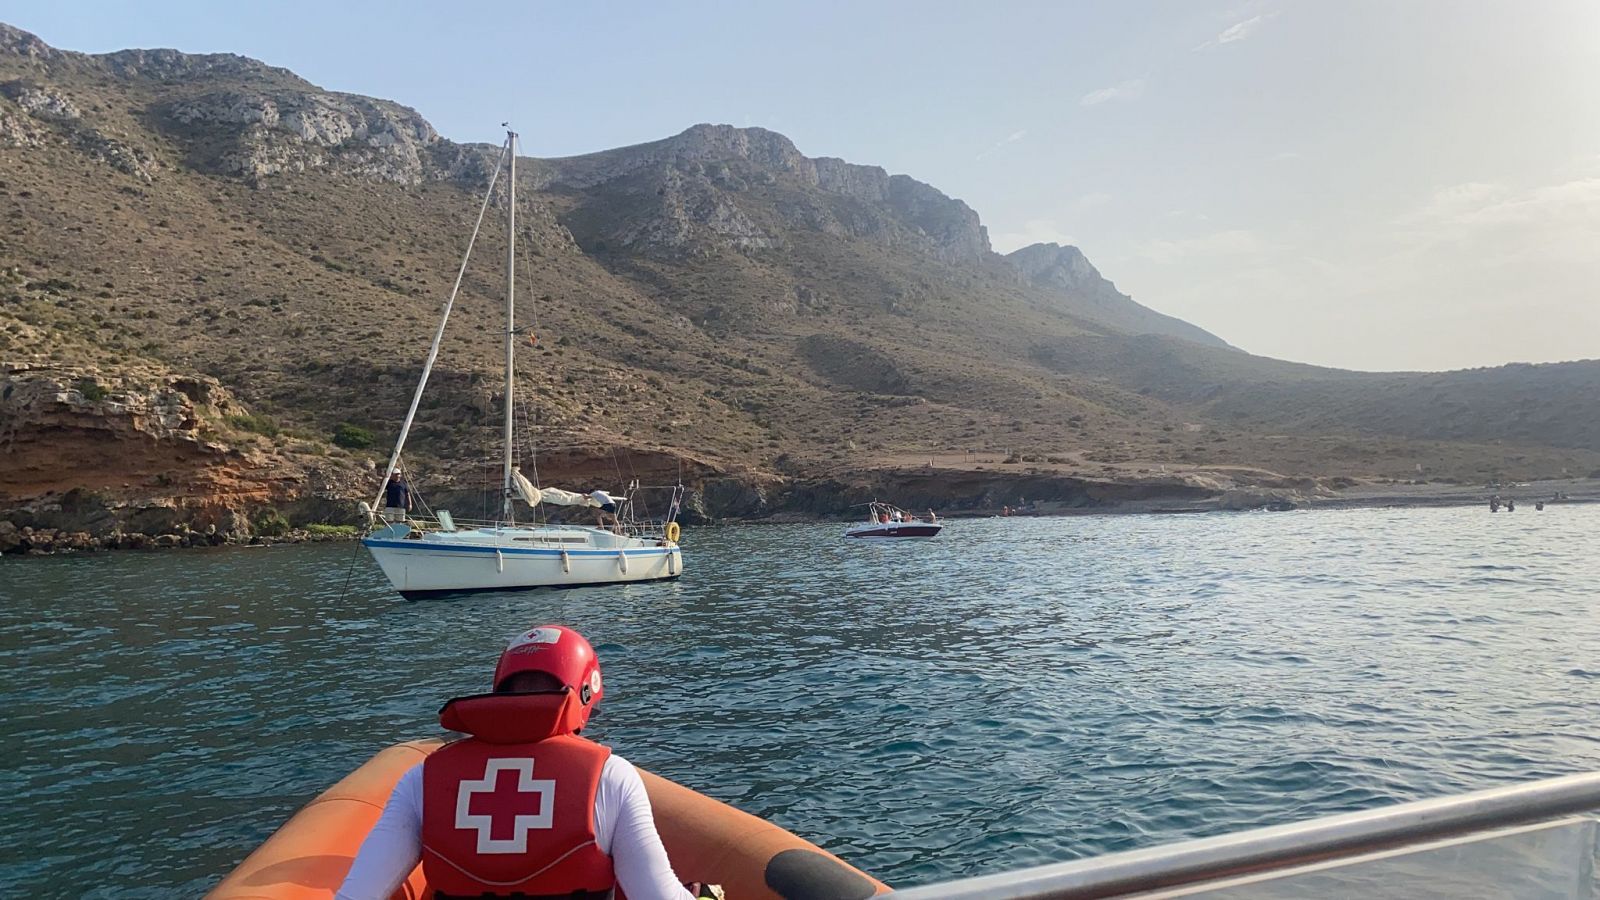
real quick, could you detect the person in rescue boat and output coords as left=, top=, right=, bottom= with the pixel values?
left=336, top=625, right=708, bottom=900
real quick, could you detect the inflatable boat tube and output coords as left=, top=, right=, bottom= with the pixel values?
left=208, top=740, right=888, bottom=900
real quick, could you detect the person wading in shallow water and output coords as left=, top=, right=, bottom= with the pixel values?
left=336, top=625, right=719, bottom=900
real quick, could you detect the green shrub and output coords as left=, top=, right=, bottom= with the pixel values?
left=77, top=379, right=107, bottom=402
left=304, top=523, right=357, bottom=536
left=226, top=413, right=280, bottom=437
left=255, top=510, right=291, bottom=537
left=332, top=422, right=375, bottom=449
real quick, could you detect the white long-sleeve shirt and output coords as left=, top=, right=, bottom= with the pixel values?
left=336, top=754, right=692, bottom=900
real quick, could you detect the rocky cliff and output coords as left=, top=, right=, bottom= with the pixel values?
left=0, top=362, right=368, bottom=549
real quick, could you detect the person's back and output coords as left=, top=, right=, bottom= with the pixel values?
left=337, top=625, right=698, bottom=900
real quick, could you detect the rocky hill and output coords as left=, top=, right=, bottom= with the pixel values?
left=3, top=22, right=1598, bottom=546
left=1006, top=243, right=1229, bottom=347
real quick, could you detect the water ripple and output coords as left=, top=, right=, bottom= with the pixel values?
left=2, top=505, right=1599, bottom=894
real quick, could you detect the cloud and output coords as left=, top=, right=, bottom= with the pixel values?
left=975, top=129, right=1028, bottom=161
left=990, top=219, right=1080, bottom=254
left=1138, top=229, right=1262, bottom=265
left=1113, top=163, right=1600, bottom=370
left=1074, top=191, right=1113, bottom=211
left=1218, top=15, right=1266, bottom=43
left=1080, top=79, right=1145, bottom=107
left=1194, top=13, right=1274, bottom=50
left=1394, top=176, right=1600, bottom=265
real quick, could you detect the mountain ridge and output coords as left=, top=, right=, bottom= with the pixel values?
left=3, top=22, right=1598, bottom=548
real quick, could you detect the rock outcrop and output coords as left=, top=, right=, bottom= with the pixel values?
left=160, top=89, right=444, bottom=184
left=0, top=363, right=367, bottom=550
left=540, top=124, right=991, bottom=262
left=0, top=77, right=157, bottom=179
left=1006, top=242, right=1230, bottom=347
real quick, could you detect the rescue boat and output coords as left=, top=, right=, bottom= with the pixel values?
left=207, top=740, right=889, bottom=900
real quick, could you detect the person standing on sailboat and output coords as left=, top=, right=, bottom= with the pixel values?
left=382, top=471, right=412, bottom=523
left=335, top=625, right=710, bottom=900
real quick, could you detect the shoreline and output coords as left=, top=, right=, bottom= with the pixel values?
left=5, top=477, right=1594, bottom=556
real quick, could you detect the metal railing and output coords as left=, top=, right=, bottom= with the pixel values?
left=373, top=483, right=684, bottom=539
left=374, top=512, right=676, bottom=542
left=887, top=771, right=1600, bottom=899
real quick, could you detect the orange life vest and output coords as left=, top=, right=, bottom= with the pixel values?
left=421, top=692, right=615, bottom=899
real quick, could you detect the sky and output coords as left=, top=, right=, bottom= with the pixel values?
left=7, top=1, right=1599, bottom=372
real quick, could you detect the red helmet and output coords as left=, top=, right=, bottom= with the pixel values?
left=492, top=625, right=604, bottom=728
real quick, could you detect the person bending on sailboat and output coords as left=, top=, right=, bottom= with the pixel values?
left=590, top=488, right=621, bottom=532
left=336, top=625, right=714, bottom=900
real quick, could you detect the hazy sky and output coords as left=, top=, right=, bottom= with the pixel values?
left=9, top=1, right=1598, bottom=371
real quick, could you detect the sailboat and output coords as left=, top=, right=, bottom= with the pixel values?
left=359, top=130, right=684, bottom=598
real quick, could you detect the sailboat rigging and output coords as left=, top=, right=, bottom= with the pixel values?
left=359, top=130, right=685, bottom=597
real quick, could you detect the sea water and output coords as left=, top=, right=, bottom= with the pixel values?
left=2, top=504, right=1598, bottom=896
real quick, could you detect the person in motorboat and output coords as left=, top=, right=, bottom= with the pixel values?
left=335, top=625, right=715, bottom=900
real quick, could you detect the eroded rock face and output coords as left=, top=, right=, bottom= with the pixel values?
left=163, top=89, right=442, bottom=184
left=532, top=123, right=811, bottom=192
left=2, top=22, right=990, bottom=262
left=606, top=166, right=775, bottom=255
left=0, top=77, right=157, bottom=180
left=0, top=80, right=79, bottom=120
left=0, top=99, right=45, bottom=148
left=0, top=364, right=363, bottom=549
left=1008, top=242, right=1109, bottom=293
left=540, top=124, right=992, bottom=262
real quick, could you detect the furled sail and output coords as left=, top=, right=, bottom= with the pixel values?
left=511, top=469, right=541, bottom=506
left=538, top=487, right=596, bottom=507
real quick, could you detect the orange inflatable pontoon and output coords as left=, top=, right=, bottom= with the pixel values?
left=208, top=740, right=889, bottom=900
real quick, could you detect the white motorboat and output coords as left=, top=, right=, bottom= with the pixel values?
left=360, top=130, right=683, bottom=597
left=845, top=501, right=943, bottom=539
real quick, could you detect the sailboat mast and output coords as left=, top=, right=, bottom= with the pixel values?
left=502, top=130, right=517, bottom=521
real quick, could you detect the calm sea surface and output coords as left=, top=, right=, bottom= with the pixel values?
left=3, top=505, right=1599, bottom=896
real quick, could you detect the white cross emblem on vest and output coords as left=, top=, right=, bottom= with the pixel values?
left=455, top=758, right=557, bottom=854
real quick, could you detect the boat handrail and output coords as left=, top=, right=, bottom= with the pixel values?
left=376, top=513, right=674, bottom=537
left=884, top=770, right=1600, bottom=899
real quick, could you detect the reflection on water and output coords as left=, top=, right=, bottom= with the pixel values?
left=2, top=505, right=1599, bottom=895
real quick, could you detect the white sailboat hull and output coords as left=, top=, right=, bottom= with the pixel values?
left=363, top=529, right=683, bottom=597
